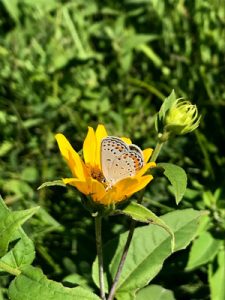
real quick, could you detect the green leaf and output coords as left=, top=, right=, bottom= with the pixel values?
left=37, top=180, right=66, bottom=190
left=158, top=162, right=187, bottom=204
left=0, top=206, right=39, bottom=257
left=186, top=231, right=222, bottom=271
left=92, top=209, right=203, bottom=297
left=21, top=167, right=38, bottom=183
left=136, top=284, right=175, bottom=300
left=1, top=0, right=19, bottom=23
left=0, top=140, right=13, bottom=157
left=0, top=230, right=35, bottom=272
left=0, top=195, right=11, bottom=218
left=155, top=90, right=177, bottom=133
left=9, top=265, right=101, bottom=300
left=117, top=202, right=175, bottom=251
left=113, top=291, right=134, bottom=300
left=0, top=196, right=36, bottom=270
left=208, top=248, right=225, bottom=300
left=63, top=273, right=91, bottom=290
left=137, top=44, right=163, bottom=67
left=35, top=206, right=63, bottom=231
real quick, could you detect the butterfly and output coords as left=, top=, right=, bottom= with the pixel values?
left=101, top=136, right=144, bottom=185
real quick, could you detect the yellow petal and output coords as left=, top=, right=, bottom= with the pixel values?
left=55, top=134, right=86, bottom=180
left=88, top=178, right=107, bottom=202
left=107, top=178, right=139, bottom=204
left=83, top=127, right=96, bottom=166
left=126, top=175, right=153, bottom=197
left=107, top=175, right=154, bottom=204
left=136, top=162, right=156, bottom=177
left=95, top=124, right=108, bottom=168
left=120, top=137, right=132, bottom=144
left=63, top=177, right=106, bottom=201
left=63, top=178, right=89, bottom=194
left=114, top=177, right=138, bottom=195
left=143, top=148, right=153, bottom=163
left=100, top=187, right=118, bottom=205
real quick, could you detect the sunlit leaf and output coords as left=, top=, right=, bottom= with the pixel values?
left=158, top=163, right=187, bottom=204
left=9, top=265, right=100, bottom=300
left=92, top=209, right=204, bottom=297
left=0, top=230, right=35, bottom=271
left=186, top=231, right=222, bottom=271
left=117, top=202, right=174, bottom=251
left=0, top=200, right=39, bottom=257
left=208, top=248, right=225, bottom=300
left=136, top=284, right=175, bottom=300
left=37, top=180, right=66, bottom=190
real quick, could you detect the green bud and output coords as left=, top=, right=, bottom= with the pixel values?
left=165, top=99, right=201, bottom=135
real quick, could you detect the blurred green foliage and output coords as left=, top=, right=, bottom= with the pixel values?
left=0, top=0, right=225, bottom=299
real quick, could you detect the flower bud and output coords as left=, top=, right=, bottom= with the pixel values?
left=165, top=99, right=200, bottom=135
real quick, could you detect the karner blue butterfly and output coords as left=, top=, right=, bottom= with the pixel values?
left=101, top=136, right=144, bottom=185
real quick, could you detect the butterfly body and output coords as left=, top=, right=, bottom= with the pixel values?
left=101, top=136, right=144, bottom=185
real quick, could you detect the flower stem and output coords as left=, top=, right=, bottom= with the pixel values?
left=107, top=140, right=165, bottom=300
left=150, top=141, right=163, bottom=163
left=0, top=261, right=21, bottom=276
left=95, top=215, right=106, bottom=300
left=107, top=220, right=136, bottom=300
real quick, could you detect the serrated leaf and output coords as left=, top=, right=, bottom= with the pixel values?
left=0, top=206, right=39, bottom=257
left=0, top=196, right=36, bottom=271
left=9, top=265, right=101, bottom=300
left=0, top=230, right=35, bottom=272
left=186, top=231, right=222, bottom=271
left=136, top=284, right=175, bottom=300
left=92, top=209, right=204, bottom=297
left=117, top=202, right=175, bottom=251
left=158, top=162, right=187, bottom=204
left=37, top=180, right=66, bottom=190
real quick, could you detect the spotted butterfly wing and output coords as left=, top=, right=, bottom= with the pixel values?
left=101, top=136, right=144, bottom=185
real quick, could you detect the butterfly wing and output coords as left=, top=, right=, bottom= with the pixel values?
left=101, top=137, right=144, bottom=185
left=110, top=144, right=144, bottom=184
left=101, top=136, right=128, bottom=184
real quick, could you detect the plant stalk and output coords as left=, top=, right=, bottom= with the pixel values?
left=150, top=141, right=163, bottom=162
left=95, top=215, right=106, bottom=300
left=107, top=140, right=164, bottom=300
left=107, top=220, right=136, bottom=300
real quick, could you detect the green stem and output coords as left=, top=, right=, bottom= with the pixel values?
left=107, top=221, right=136, bottom=300
left=107, top=140, right=165, bottom=300
left=150, top=141, right=163, bottom=162
left=0, top=261, right=21, bottom=276
left=95, top=215, right=106, bottom=300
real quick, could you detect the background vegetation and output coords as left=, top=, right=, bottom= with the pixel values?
left=0, top=0, right=225, bottom=299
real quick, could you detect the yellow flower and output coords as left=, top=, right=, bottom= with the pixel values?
left=55, top=125, right=156, bottom=206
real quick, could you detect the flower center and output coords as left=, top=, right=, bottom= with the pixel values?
left=88, top=165, right=106, bottom=184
